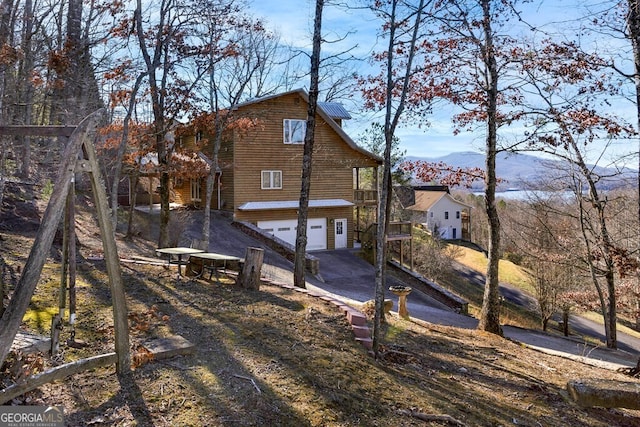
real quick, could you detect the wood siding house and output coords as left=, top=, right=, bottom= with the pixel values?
left=176, top=89, right=381, bottom=250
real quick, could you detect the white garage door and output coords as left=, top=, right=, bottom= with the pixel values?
left=257, top=218, right=327, bottom=251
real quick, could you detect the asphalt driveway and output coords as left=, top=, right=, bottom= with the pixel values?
left=185, top=210, right=640, bottom=370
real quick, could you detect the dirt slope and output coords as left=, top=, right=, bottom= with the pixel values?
left=1, top=196, right=639, bottom=426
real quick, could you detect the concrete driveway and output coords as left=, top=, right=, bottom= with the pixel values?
left=188, top=211, right=639, bottom=369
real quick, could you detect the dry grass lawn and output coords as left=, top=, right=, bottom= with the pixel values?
left=1, top=207, right=640, bottom=426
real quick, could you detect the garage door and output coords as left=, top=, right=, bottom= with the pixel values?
left=257, top=218, right=327, bottom=251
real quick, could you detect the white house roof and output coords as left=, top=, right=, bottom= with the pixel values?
left=406, top=191, right=472, bottom=211
left=238, top=199, right=354, bottom=211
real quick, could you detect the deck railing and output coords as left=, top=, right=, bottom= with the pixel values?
left=387, top=221, right=412, bottom=239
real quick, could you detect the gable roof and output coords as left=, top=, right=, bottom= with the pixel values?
left=233, top=88, right=381, bottom=163
left=406, top=190, right=472, bottom=211
left=406, top=190, right=447, bottom=211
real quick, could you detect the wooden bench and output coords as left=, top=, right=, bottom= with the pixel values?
left=155, top=247, right=205, bottom=277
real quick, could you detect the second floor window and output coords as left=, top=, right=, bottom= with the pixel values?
left=261, top=170, right=282, bottom=189
left=456, top=211, right=460, bottom=219
left=283, top=119, right=306, bottom=144
left=444, top=211, right=449, bottom=220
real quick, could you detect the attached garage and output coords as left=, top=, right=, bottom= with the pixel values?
left=257, top=218, right=327, bottom=251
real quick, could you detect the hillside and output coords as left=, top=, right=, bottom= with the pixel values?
left=405, top=151, right=636, bottom=191
left=0, top=193, right=639, bottom=425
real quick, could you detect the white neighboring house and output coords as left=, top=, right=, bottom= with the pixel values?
left=404, top=187, right=472, bottom=240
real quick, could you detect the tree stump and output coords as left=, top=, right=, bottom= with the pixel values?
left=191, top=239, right=208, bottom=251
left=562, top=309, right=570, bottom=337
left=237, top=247, right=264, bottom=290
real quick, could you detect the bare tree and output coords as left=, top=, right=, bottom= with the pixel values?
left=513, top=36, right=637, bottom=347
left=627, top=1, right=640, bottom=222
left=408, top=0, right=515, bottom=335
left=502, top=194, right=580, bottom=331
left=16, top=0, right=34, bottom=179
left=293, top=0, right=324, bottom=288
left=361, top=0, right=428, bottom=355
left=192, top=8, right=282, bottom=248
left=108, top=74, right=146, bottom=230
left=126, top=0, right=213, bottom=247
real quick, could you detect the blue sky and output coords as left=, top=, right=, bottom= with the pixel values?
left=250, top=0, right=638, bottom=167
left=251, top=0, right=472, bottom=158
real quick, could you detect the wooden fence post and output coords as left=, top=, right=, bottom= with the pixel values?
left=81, top=135, right=131, bottom=375
left=237, top=247, right=264, bottom=290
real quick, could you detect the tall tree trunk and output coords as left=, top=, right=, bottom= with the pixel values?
left=626, top=0, right=640, bottom=331
left=201, top=125, right=224, bottom=249
left=372, top=0, right=424, bottom=356
left=571, top=142, right=618, bottom=348
left=126, top=174, right=140, bottom=238
left=110, top=74, right=145, bottom=230
left=577, top=182, right=612, bottom=347
left=477, top=0, right=503, bottom=336
left=0, top=0, right=15, bottom=209
left=18, top=0, right=33, bottom=179
left=61, top=0, right=82, bottom=124
left=628, top=0, right=640, bottom=206
left=0, top=0, right=14, bottom=201
left=134, top=0, right=170, bottom=248
left=0, top=0, right=14, bottom=120
left=293, top=0, right=323, bottom=288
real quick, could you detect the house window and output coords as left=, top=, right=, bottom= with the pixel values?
left=283, top=119, right=306, bottom=144
left=261, top=170, right=282, bottom=189
left=191, top=179, right=201, bottom=202
left=430, top=212, right=433, bottom=218
left=444, top=211, right=449, bottom=220
left=196, top=131, right=203, bottom=143
left=456, top=211, right=460, bottom=219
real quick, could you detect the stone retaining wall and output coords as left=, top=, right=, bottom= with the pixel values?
left=232, top=221, right=320, bottom=276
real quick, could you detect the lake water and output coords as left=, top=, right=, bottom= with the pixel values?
left=472, top=190, right=577, bottom=200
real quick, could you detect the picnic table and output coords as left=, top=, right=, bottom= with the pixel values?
left=188, top=252, right=244, bottom=282
left=155, top=247, right=205, bottom=277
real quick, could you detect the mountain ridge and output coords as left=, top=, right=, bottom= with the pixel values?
left=404, top=151, right=636, bottom=191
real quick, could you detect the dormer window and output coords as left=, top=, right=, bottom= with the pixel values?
left=283, top=119, right=306, bottom=144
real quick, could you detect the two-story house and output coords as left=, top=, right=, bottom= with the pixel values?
left=397, top=185, right=471, bottom=240
left=172, top=89, right=381, bottom=251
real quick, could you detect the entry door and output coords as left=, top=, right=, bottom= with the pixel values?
left=334, top=218, right=348, bottom=249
